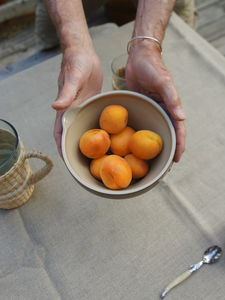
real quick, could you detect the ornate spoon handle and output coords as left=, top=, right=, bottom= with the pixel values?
left=161, top=261, right=203, bottom=298
left=161, top=270, right=192, bottom=298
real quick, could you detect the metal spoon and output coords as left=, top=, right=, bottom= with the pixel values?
left=161, top=245, right=222, bottom=299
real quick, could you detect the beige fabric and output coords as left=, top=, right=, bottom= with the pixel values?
left=1, top=14, right=225, bottom=299
left=35, top=0, right=197, bottom=50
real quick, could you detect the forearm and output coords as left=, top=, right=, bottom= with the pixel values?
left=132, top=0, right=176, bottom=51
left=42, top=0, right=91, bottom=51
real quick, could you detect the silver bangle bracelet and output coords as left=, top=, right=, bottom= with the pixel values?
left=127, top=36, right=162, bottom=54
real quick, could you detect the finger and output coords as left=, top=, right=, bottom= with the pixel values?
left=173, top=120, right=186, bottom=162
left=158, top=77, right=186, bottom=121
left=52, top=82, right=79, bottom=110
left=53, top=110, right=65, bottom=159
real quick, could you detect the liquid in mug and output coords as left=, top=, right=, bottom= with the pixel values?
left=0, top=129, right=20, bottom=175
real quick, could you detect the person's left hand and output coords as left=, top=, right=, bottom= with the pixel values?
left=125, top=43, right=186, bottom=163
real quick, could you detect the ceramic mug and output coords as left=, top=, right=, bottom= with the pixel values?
left=0, top=119, right=54, bottom=209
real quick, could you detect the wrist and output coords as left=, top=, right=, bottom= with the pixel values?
left=128, top=36, right=162, bottom=56
left=128, top=38, right=162, bottom=58
left=59, top=23, right=92, bottom=52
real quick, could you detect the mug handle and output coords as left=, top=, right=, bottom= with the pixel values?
left=21, top=150, right=54, bottom=185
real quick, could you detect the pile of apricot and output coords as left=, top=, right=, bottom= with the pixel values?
left=79, top=105, right=163, bottom=190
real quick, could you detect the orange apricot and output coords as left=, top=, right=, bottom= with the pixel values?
left=129, top=130, right=163, bottom=160
left=79, top=129, right=110, bottom=159
left=99, top=105, right=128, bottom=134
left=100, top=155, right=132, bottom=190
left=110, top=126, right=135, bottom=157
left=124, top=154, right=149, bottom=179
left=90, top=155, right=108, bottom=180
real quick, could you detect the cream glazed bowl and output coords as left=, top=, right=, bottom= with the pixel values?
left=62, top=91, right=176, bottom=198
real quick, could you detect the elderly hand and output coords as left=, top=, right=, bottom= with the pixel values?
left=125, top=42, right=186, bottom=162
left=52, top=46, right=103, bottom=157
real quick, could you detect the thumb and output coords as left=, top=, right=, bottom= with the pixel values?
left=159, top=80, right=186, bottom=121
left=52, top=82, right=79, bottom=110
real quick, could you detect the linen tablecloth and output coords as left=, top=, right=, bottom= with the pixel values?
left=1, top=13, right=225, bottom=300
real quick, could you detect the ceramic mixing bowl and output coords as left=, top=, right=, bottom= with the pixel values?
left=62, top=91, right=176, bottom=197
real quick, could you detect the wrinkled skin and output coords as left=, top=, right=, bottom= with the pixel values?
left=125, top=46, right=186, bottom=163
left=52, top=46, right=103, bottom=157
left=53, top=44, right=186, bottom=164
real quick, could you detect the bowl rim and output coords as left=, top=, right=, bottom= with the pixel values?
left=62, top=90, right=176, bottom=195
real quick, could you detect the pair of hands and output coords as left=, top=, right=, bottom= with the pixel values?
left=52, top=43, right=186, bottom=163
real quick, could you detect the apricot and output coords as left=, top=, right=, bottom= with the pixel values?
left=129, top=130, right=163, bottom=160
left=90, top=155, right=108, bottom=180
left=110, top=126, right=135, bottom=157
left=124, top=154, right=149, bottom=179
left=100, top=155, right=132, bottom=190
left=99, top=105, right=128, bottom=134
left=79, top=129, right=110, bottom=159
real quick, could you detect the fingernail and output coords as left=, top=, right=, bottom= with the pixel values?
left=175, top=109, right=186, bottom=120
left=52, top=99, right=64, bottom=109
left=55, top=99, right=64, bottom=104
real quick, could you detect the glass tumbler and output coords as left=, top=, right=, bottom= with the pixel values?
left=111, top=53, right=128, bottom=90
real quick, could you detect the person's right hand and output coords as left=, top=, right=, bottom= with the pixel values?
left=52, top=45, right=103, bottom=157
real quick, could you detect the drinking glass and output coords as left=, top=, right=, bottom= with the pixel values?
left=111, top=53, right=128, bottom=90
